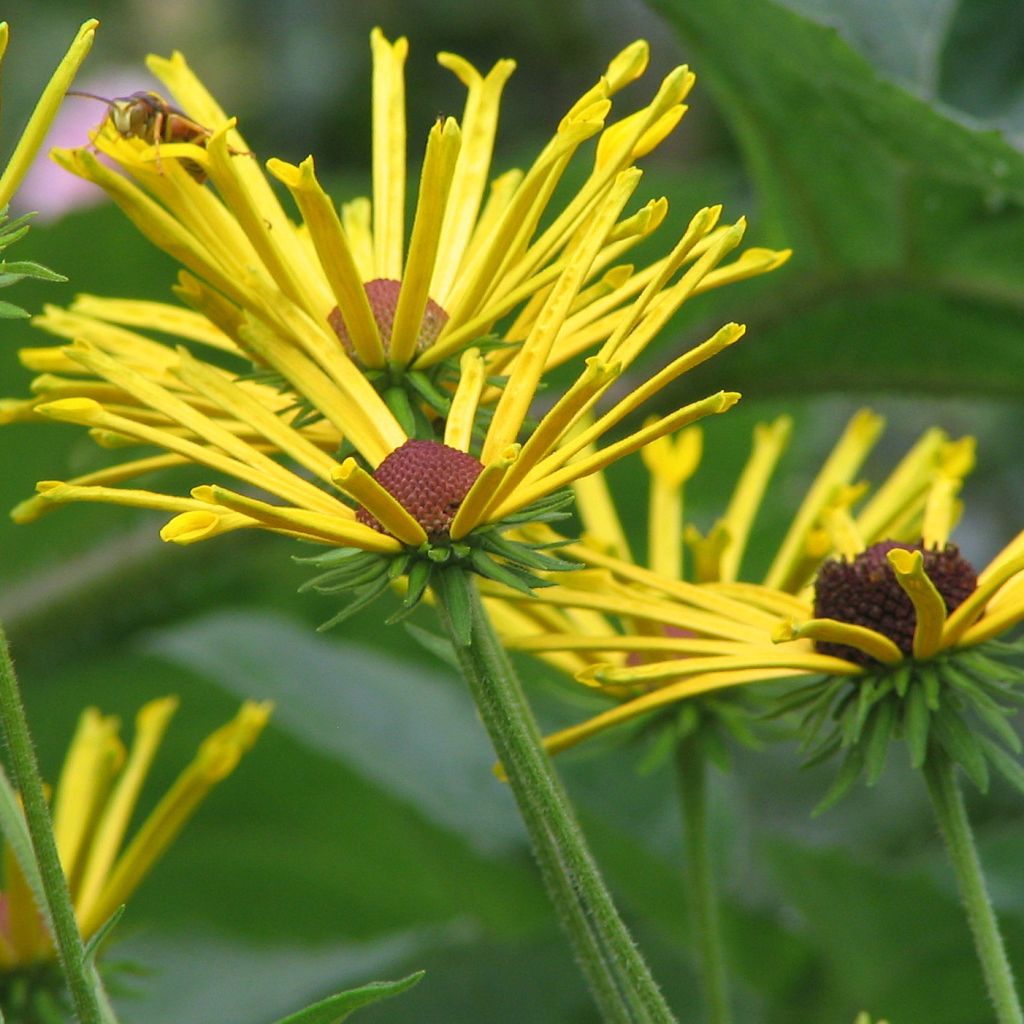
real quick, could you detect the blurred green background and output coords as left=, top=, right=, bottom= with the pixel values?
left=1, top=0, right=1022, bottom=1021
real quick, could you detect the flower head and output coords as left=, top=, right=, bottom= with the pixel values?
left=0, top=697, right=270, bottom=975
left=3, top=32, right=787, bottom=620
left=488, top=410, right=1024, bottom=799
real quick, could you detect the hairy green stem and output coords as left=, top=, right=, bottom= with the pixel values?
left=0, top=622, right=104, bottom=1024
left=434, top=569, right=678, bottom=1023
left=923, top=751, right=1023, bottom=1024
left=675, top=737, right=732, bottom=1024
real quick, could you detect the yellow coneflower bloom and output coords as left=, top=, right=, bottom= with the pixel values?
left=2, top=33, right=785, bottom=581
left=0, top=697, right=270, bottom=970
left=487, top=411, right=1024, bottom=789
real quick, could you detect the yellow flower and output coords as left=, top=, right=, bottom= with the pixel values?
left=3, top=32, right=786, bottom=561
left=0, top=19, right=98, bottom=210
left=0, top=697, right=271, bottom=968
left=487, top=410, right=1024, bottom=782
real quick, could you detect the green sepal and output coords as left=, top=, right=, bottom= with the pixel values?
left=812, top=745, right=864, bottom=816
left=891, top=663, right=912, bottom=698
left=480, top=530, right=582, bottom=573
left=402, top=558, right=433, bottom=609
left=82, top=905, right=125, bottom=963
left=382, top=385, right=417, bottom=438
left=269, top=971, right=425, bottom=1024
left=862, top=699, right=896, bottom=786
left=468, top=547, right=544, bottom=596
left=976, top=734, right=1024, bottom=796
left=930, top=704, right=990, bottom=792
left=293, top=546, right=364, bottom=568
left=921, top=663, right=942, bottom=710
left=435, top=566, right=473, bottom=647
left=427, top=546, right=451, bottom=563
left=903, top=679, right=931, bottom=769
left=315, top=575, right=395, bottom=632
left=298, top=557, right=389, bottom=594
left=405, top=371, right=452, bottom=417
left=944, top=664, right=1021, bottom=753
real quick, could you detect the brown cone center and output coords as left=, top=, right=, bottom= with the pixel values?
left=812, top=540, right=977, bottom=666
left=356, top=439, right=484, bottom=541
left=329, top=279, right=449, bottom=360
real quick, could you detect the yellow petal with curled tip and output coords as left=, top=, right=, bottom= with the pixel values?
left=268, top=156, right=386, bottom=368
left=643, top=426, right=702, bottom=580
left=887, top=548, right=946, bottom=660
left=330, top=459, right=427, bottom=546
left=12, top=480, right=218, bottom=525
left=371, top=29, right=408, bottom=279
left=922, top=437, right=975, bottom=548
left=773, top=618, right=901, bottom=666
left=390, top=117, right=461, bottom=368
left=0, top=19, right=98, bottom=208
left=79, top=700, right=273, bottom=937
left=74, top=697, right=180, bottom=930
left=431, top=54, right=517, bottom=304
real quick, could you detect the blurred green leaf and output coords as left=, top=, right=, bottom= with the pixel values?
left=765, top=838, right=1024, bottom=1022
left=269, top=971, right=424, bottom=1024
left=652, top=0, right=1024, bottom=399
left=143, top=609, right=526, bottom=856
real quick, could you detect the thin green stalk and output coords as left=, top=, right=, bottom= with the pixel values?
left=923, top=750, right=1023, bottom=1024
left=674, top=737, right=732, bottom=1024
left=434, top=568, right=678, bottom=1024
left=0, top=622, right=104, bottom=1024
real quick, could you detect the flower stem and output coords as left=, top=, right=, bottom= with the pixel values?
left=922, top=750, right=1023, bottom=1024
left=433, top=568, right=678, bottom=1024
left=674, top=736, right=732, bottom=1024
left=0, top=622, right=104, bottom=1024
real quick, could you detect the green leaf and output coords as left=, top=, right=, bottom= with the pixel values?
left=0, top=259, right=67, bottom=283
left=0, top=299, right=30, bottom=318
left=652, top=0, right=1024, bottom=400
left=269, top=971, right=424, bottom=1024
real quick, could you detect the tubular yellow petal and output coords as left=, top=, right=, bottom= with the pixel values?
left=267, top=156, right=386, bottom=368
left=172, top=347, right=340, bottom=485
left=481, top=169, right=641, bottom=462
left=774, top=618, right=902, bottom=665
left=51, top=709, right=125, bottom=893
left=764, top=409, right=885, bottom=592
left=330, top=459, right=427, bottom=546
left=371, top=28, right=408, bottom=279
left=710, top=581, right=812, bottom=619
left=540, top=667, right=804, bottom=757
left=502, top=391, right=740, bottom=518
left=592, top=647, right=860, bottom=686
left=820, top=494, right=867, bottom=561
left=74, top=697, right=180, bottom=932
left=692, top=246, right=793, bottom=293
left=79, top=701, right=273, bottom=937
left=12, top=480, right=217, bottom=525
left=644, top=427, right=702, bottom=580
left=718, top=416, right=792, bottom=582
left=432, top=55, right=517, bottom=304
left=854, top=428, right=947, bottom=543
left=573, top=469, right=634, bottom=564
left=887, top=548, right=947, bottom=660
left=69, top=295, right=242, bottom=355
left=390, top=118, right=461, bottom=368
left=443, top=347, right=486, bottom=452
left=204, top=130, right=331, bottom=319
left=0, top=19, right=98, bottom=208
left=603, top=41, right=650, bottom=93
left=450, top=445, right=520, bottom=541
left=942, top=549, right=1024, bottom=648
left=160, top=508, right=258, bottom=545
left=479, top=358, right=620, bottom=522
left=504, top=634, right=747, bottom=656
